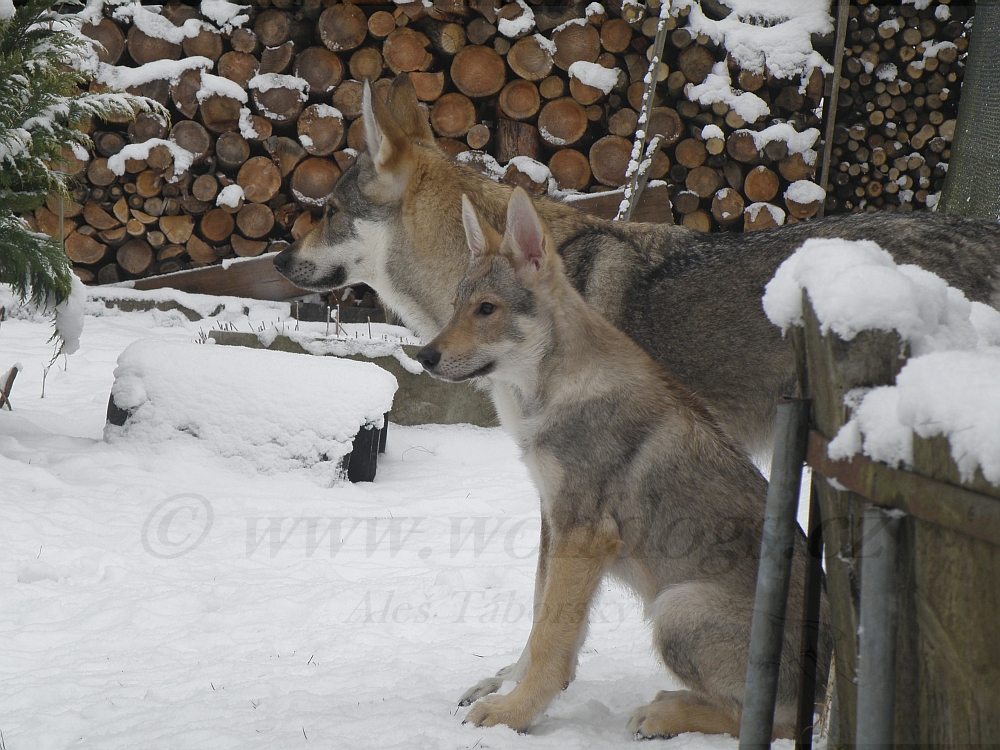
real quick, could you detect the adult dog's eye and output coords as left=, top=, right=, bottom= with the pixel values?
left=324, top=204, right=337, bottom=218
left=478, top=302, right=496, bottom=315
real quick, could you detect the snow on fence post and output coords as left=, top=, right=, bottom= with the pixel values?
left=773, top=244, right=1000, bottom=746
left=792, top=294, right=906, bottom=747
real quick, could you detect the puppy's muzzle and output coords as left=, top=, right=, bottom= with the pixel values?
left=416, top=346, right=441, bottom=372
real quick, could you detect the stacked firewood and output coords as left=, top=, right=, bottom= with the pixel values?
left=825, top=0, right=970, bottom=214
left=31, top=1, right=965, bottom=285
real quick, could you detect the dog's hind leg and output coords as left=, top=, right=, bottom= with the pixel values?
left=628, top=581, right=762, bottom=739
left=628, top=690, right=740, bottom=739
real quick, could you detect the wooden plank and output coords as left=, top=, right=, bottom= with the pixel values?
left=129, top=253, right=309, bottom=301
left=806, top=430, right=1000, bottom=546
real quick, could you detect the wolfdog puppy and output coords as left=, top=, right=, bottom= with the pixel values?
left=416, top=187, right=830, bottom=738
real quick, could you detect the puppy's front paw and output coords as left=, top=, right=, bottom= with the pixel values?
left=458, top=676, right=503, bottom=707
left=464, top=694, right=533, bottom=733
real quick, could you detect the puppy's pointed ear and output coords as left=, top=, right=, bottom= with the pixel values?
left=386, top=74, right=435, bottom=147
left=363, top=78, right=410, bottom=172
left=504, top=188, right=548, bottom=281
left=462, top=195, right=488, bottom=259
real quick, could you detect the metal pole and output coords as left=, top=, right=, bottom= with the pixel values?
left=739, top=398, right=811, bottom=750
left=855, top=507, right=902, bottom=750
left=794, top=480, right=825, bottom=750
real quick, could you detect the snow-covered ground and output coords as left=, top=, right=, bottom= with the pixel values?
left=0, top=301, right=787, bottom=750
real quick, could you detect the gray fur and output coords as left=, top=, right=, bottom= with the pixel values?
left=555, top=210, right=1000, bottom=453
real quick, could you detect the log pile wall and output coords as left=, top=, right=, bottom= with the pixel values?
left=826, top=0, right=970, bottom=215
left=31, top=0, right=971, bottom=287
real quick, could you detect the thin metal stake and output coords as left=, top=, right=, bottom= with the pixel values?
left=739, top=398, right=811, bottom=750
left=795, top=481, right=825, bottom=750
left=855, top=507, right=902, bottom=750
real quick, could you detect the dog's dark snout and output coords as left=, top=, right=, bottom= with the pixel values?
left=273, top=247, right=292, bottom=274
left=416, top=347, right=441, bottom=371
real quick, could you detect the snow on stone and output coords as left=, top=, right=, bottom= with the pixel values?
left=672, top=0, right=834, bottom=80
left=107, top=339, right=397, bottom=480
left=248, top=73, right=309, bottom=102
left=238, top=106, right=258, bottom=138
left=273, top=330, right=425, bottom=375
left=685, top=62, right=770, bottom=123
left=498, top=0, right=534, bottom=37
left=747, top=201, right=785, bottom=225
left=701, top=123, right=724, bottom=141
left=216, top=184, right=244, bottom=208
left=108, top=139, right=195, bottom=179
left=533, top=32, right=556, bottom=55
left=96, top=56, right=213, bottom=89
left=784, top=180, right=825, bottom=205
left=568, top=61, right=619, bottom=94
left=113, top=3, right=208, bottom=44
left=196, top=71, right=248, bottom=103
left=200, top=0, right=249, bottom=33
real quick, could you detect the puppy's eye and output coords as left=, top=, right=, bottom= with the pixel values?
left=324, top=204, right=337, bottom=218
left=478, top=302, right=496, bottom=316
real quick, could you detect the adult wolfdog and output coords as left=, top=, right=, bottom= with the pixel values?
left=273, top=74, right=1000, bottom=454
left=414, top=187, right=831, bottom=738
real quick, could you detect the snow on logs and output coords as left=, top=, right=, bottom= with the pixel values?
left=43, top=0, right=966, bottom=286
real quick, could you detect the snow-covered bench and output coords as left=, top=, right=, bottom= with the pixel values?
left=105, top=339, right=397, bottom=482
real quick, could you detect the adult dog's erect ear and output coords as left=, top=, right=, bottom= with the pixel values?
left=461, top=195, right=501, bottom=261
left=462, top=195, right=487, bottom=259
left=386, top=74, right=435, bottom=147
left=362, top=78, right=412, bottom=173
left=503, top=188, right=550, bottom=283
